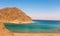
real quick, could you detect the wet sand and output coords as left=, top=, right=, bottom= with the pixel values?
left=14, top=33, right=60, bottom=36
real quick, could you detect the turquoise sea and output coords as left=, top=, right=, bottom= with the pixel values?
left=4, top=20, right=60, bottom=33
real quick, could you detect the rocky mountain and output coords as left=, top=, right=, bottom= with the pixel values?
left=0, top=7, right=32, bottom=23
left=0, top=7, right=32, bottom=36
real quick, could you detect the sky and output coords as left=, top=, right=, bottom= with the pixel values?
left=0, top=0, right=60, bottom=20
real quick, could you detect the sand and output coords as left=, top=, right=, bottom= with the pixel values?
left=14, top=33, right=60, bottom=36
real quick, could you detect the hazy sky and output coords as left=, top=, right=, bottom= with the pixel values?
left=0, top=0, right=60, bottom=20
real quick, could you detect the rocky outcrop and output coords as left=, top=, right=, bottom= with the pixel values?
left=0, top=23, right=14, bottom=36
left=0, top=7, right=32, bottom=23
left=0, top=7, right=32, bottom=36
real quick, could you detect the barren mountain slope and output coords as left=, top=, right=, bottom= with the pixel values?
left=0, top=7, right=32, bottom=23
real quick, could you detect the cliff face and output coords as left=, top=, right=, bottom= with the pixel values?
left=0, top=7, right=32, bottom=23
left=0, top=23, right=13, bottom=36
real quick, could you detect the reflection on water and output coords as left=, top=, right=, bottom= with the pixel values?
left=4, top=20, right=60, bottom=33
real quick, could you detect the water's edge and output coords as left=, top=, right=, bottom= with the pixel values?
left=4, top=20, right=60, bottom=33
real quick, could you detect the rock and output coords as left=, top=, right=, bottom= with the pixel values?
left=0, top=22, right=14, bottom=36
left=0, top=7, right=32, bottom=24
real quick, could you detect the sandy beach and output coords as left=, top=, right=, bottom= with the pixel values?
left=14, top=33, right=60, bottom=36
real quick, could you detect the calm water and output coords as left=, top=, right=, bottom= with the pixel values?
left=4, top=20, right=60, bottom=33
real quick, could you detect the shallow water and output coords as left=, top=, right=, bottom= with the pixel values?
left=4, top=20, right=60, bottom=33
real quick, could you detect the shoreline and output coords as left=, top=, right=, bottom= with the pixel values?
left=4, top=21, right=34, bottom=24
left=14, top=33, right=60, bottom=36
